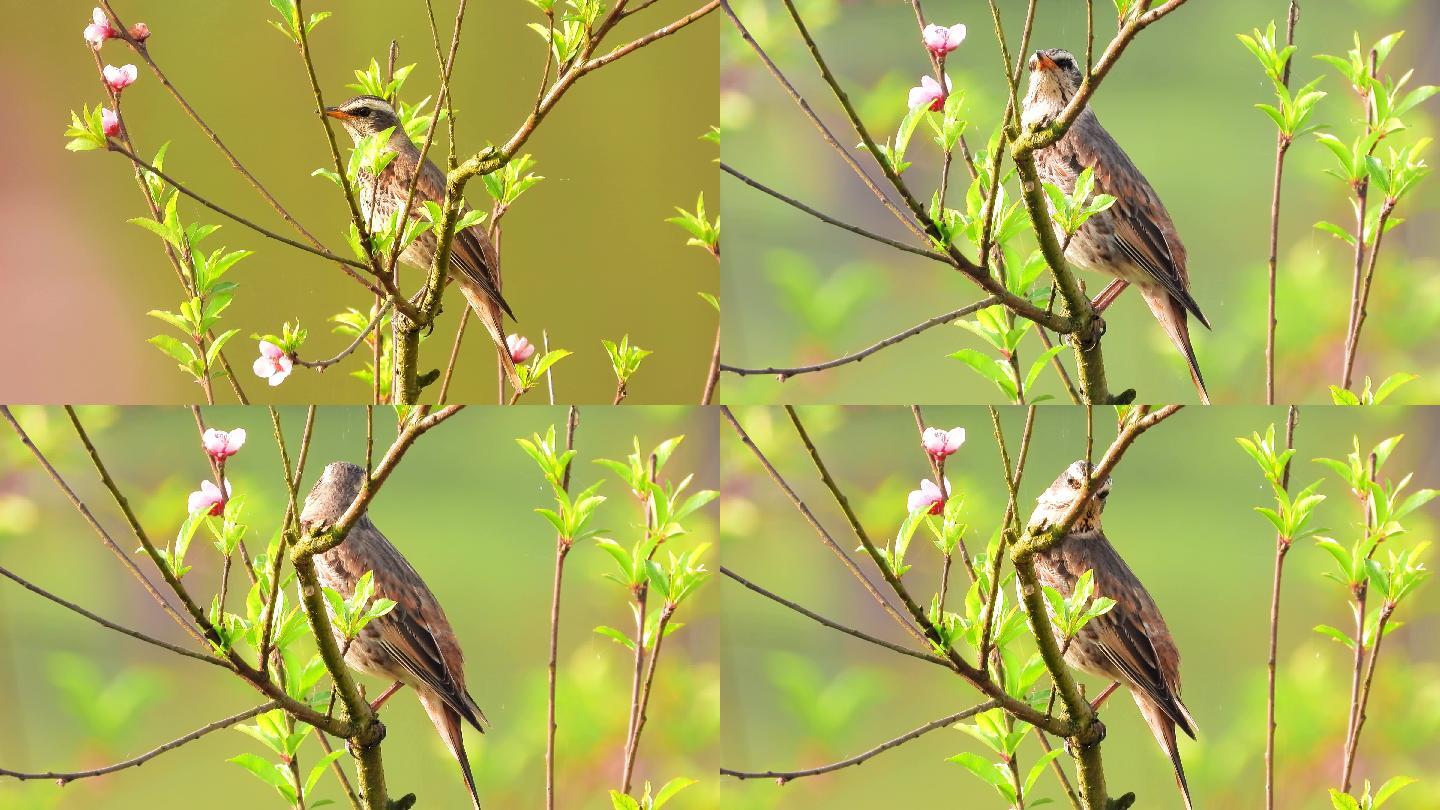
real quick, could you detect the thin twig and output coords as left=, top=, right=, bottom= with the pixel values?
left=721, top=701, right=999, bottom=782
left=295, top=304, right=392, bottom=370
left=719, top=164, right=947, bottom=262
left=0, top=702, right=280, bottom=783
left=0, top=565, right=221, bottom=667
left=722, top=298, right=999, bottom=379
left=545, top=407, right=580, bottom=810
left=722, top=567, right=949, bottom=667
left=1265, top=2, right=1300, bottom=405
left=1264, top=404, right=1299, bottom=810
left=1, top=407, right=201, bottom=644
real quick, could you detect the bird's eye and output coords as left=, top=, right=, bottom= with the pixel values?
left=353, top=108, right=371, bottom=118
left=1055, top=56, right=1074, bottom=69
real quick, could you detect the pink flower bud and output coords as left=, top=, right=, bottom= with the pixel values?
left=906, top=477, right=951, bottom=515
left=506, top=334, right=536, bottom=363
left=922, top=23, right=966, bottom=56
left=202, top=428, right=247, bottom=460
left=103, top=64, right=138, bottom=93
left=921, top=426, right=965, bottom=459
left=128, top=22, right=150, bottom=42
left=84, top=8, right=115, bottom=48
left=907, top=74, right=952, bottom=112
left=101, top=107, right=121, bottom=137
left=187, top=479, right=231, bottom=517
left=252, top=340, right=293, bottom=386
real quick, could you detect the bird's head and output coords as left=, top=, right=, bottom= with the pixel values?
left=1028, top=459, right=1111, bottom=532
left=323, top=95, right=403, bottom=143
left=1022, top=48, right=1084, bottom=128
left=300, top=461, right=368, bottom=533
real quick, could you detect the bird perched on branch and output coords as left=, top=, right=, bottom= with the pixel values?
left=301, top=461, right=488, bottom=810
left=1022, top=49, right=1211, bottom=404
left=324, top=95, right=522, bottom=392
left=1026, top=460, right=1197, bottom=810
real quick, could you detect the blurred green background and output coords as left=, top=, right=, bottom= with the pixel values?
left=720, top=0, right=1440, bottom=405
left=1, top=1, right=717, bottom=404
left=0, top=405, right=718, bottom=809
left=720, top=405, right=1440, bottom=808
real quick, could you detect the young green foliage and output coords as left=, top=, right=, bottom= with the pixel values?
left=666, top=193, right=720, bottom=255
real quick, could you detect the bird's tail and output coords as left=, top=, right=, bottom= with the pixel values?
left=420, top=691, right=483, bottom=810
left=452, top=275, right=523, bottom=394
left=1141, top=288, right=1211, bottom=405
left=1137, top=695, right=1194, bottom=810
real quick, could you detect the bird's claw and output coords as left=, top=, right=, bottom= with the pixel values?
left=1106, top=793, right=1137, bottom=810
left=388, top=794, right=418, bottom=810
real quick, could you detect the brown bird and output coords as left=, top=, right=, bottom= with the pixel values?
left=324, top=95, right=522, bottom=392
left=1026, top=460, right=1197, bottom=809
left=1022, top=49, right=1211, bottom=404
left=300, top=461, right=488, bottom=809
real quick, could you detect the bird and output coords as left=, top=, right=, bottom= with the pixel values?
left=1021, top=49, right=1212, bottom=404
left=300, top=461, right=488, bottom=809
left=323, top=95, right=522, bottom=392
left=1026, top=460, right=1197, bottom=810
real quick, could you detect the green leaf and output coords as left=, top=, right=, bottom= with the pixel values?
left=305, top=750, right=346, bottom=796
left=1373, top=775, right=1417, bottom=807
left=1314, top=624, right=1355, bottom=649
left=652, top=777, right=698, bottom=808
left=594, top=625, right=637, bottom=650
left=609, top=792, right=641, bottom=810
left=1328, top=789, right=1362, bottom=810
left=1025, top=748, right=1066, bottom=795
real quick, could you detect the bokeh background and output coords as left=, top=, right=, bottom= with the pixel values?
left=1, top=1, right=718, bottom=404
left=720, top=0, right=1440, bottom=405
left=721, top=405, right=1440, bottom=808
left=0, top=405, right=719, bottom=809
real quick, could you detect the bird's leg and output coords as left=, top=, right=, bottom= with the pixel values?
left=369, top=681, right=406, bottom=713
left=1090, top=681, right=1120, bottom=711
left=1089, top=279, right=1129, bottom=313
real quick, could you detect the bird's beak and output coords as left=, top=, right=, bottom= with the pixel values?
left=1032, top=51, right=1058, bottom=72
left=323, top=106, right=354, bottom=120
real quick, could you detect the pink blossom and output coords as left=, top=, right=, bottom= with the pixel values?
left=84, top=8, right=115, bottom=48
left=922, top=23, right=966, bottom=56
left=907, top=74, right=952, bottom=112
left=506, top=334, right=536, bottom=363
left=907, top=477, right=951, bottom=515
left=128, top=22, right=150, bottom=42
left=202, top=428, right=247, bottom=460
left=103, top=64, right=138, bottom=93
left=252, top=340, right=293, bottom=386
left=187, top=479, right=231, bottom=516
left=921, top=426, right=966, bottom=459
left=101, top=107, right=120, bottom=137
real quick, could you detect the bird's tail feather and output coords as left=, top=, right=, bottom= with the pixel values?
left=1142, top=289, right=1210, bottom=405
left=453, top=275, right=523, bottom=394
left=420, top=691, right=483, bottom=810
left=1138, top=695, right=1194, bottom=810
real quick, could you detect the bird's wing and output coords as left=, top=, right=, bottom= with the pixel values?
left=369, top=548, right=487, bottom=732
left=414, top=158, right=516, bottom=320
left=1065, top=117, right=1208, bottom=327
left=1072, top=536, right=1196, bottom=738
